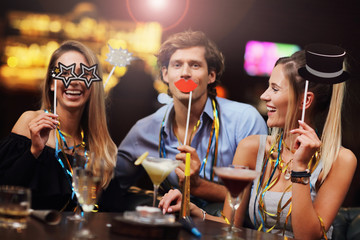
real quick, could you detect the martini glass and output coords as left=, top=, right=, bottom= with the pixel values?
left=141, top=157, right=181, bottom=207
left=213, top=165, right=259, bottom=240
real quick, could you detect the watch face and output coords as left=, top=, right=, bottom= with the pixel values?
left=291, top=176, right=310, bottom=185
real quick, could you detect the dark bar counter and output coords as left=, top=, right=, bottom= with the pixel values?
left=0, top=212, right=293, bottom=240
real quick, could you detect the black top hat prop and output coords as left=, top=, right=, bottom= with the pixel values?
left=297, top=43, right=350, bottom=122
left=298, top=43, right=350, bottom=84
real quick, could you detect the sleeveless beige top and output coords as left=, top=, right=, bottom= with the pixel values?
left=248, top=135, right=332, bottom=239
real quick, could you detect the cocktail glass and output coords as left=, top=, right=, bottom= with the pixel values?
left=73, top=152, right=104, bottom=239
left=141, top=157, right=181, bottom=207
left=68, top=150, right=87, bottom=221
left=213, top=165, right=259, bottom=240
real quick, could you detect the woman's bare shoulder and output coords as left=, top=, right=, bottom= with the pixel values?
left=238, top=135, right=261, bottom=148
left=326, top=147, right=357, bottom=182
left=337, top=147, right=357, bottom=168
left=237, top=134, right=272, bottom=150
left=11, top=110, right=43, bottom=137
left=234, top=135, right=267, bottom=168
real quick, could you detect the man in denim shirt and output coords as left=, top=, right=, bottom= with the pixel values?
left=110, top=30, right=267, bottom=215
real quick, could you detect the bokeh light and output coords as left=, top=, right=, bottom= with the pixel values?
left=126, top=0, right=189, bottom=31
left=147, top=0, right=167, bottom=11
left=0, top=3, right=162, bottom=91
left=244, top=40, right=300, bottom=77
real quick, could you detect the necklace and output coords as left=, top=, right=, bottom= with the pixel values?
left=254, top=132, right=321, bottom=234
left=53, top=115, right=86, bottom=211
left=281, top=138, right=294, bottom=180
left=278, top=158, right=293, bottom=180
left=282, top=139, right=295, bottom=154
left=254, top=133, right=292, bottom=233
left=253, top=133, right=320, bottom=234
left=173, top=119, right=201, bottom=146
left=45, top=109, right=86, bottom=211
left=158, top=98, right=220, bottom=181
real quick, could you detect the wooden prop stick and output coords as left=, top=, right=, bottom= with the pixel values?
left=103, top=66, right=116, bottom=88
left=54, top=80, right=57, bottom=144
left=174, top=78, right=198, bottom=145
left=53, top=81, right=57, bottom=115
left=183, top=91, right=192, bottom=146
left=301, top=80, right=309, bottom=122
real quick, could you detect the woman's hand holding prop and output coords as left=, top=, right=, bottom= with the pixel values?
left=29, top=112, right=59, bottom=158
left=290, top=120, right=321, bottom=171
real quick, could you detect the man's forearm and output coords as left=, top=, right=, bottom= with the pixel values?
left=190, top=178, right=226, bottom=202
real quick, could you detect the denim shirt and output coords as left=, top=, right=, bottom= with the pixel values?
left=115, top=97, right=268, bottom=191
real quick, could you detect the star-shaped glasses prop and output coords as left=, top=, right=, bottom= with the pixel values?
left=77, top=63, right=101, bottom=89
left=53, top=63, right=77, bottom=88
left=52, top=62, right=101, bottom=89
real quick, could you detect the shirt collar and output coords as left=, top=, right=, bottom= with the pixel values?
left=163, top=102, right=174, bottom=138
left=163, top=97, right=215, bottom=137
left=202, top=97, right=215, bottom=121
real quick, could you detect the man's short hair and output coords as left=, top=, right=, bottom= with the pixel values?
left=157, top=30, right=225, bottom=98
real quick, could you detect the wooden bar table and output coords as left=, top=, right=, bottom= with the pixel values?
left=0, top=212, right=294, bottom=240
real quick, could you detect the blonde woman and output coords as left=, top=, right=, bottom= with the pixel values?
left=0, top=40, right=117, bottom=211
left=160, top=45, right=356, bottom=239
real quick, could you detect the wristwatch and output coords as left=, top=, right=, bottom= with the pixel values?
left=291, top=176, right=310, bottom=185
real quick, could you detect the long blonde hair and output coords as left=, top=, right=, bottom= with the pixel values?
left=270, top=50, right=345, bottom=182
left=41, top=40, right=117, bottom=187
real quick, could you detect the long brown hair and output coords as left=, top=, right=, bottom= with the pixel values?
left=41, top=40, right=117, bottom=187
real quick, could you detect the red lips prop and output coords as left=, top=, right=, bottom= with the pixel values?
left=174, top=79, right=198, bottom=93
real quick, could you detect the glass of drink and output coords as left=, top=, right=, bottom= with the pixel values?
left=0, top=185, right=31, bottom=231
left=73, top=152, right=103, bottom=239
left=141, top=157, right=181, bottom=207
left=213, top=165, right=259, bottom=240
left=68, top=150, right=87, bottom=221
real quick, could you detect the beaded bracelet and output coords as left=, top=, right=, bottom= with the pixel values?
left=291, top=169, right=311, bottom=178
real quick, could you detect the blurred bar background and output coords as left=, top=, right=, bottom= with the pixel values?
left=1, top=0, right=359, bottom=206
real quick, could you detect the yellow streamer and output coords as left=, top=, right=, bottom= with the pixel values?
left=220, top=211, right=230, bottom=224
left=318, top=215, right=328, bottom=240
